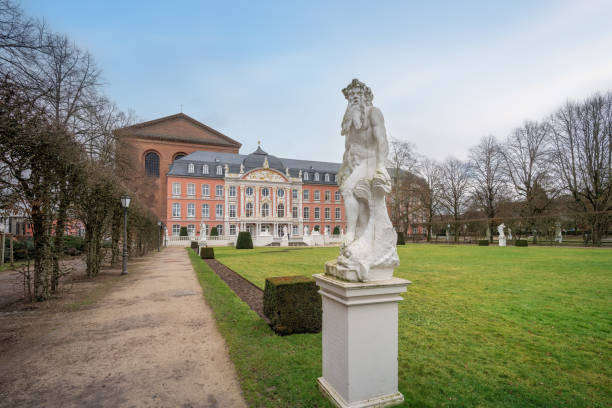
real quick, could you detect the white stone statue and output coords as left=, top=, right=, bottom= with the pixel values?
left=508, top=228, right=512, bottom=240
left=498, top=223, right=506, bottom=247
left=327, top=79, right=399, bottom=282
left=282, top=225, right=288, bottom=237
left=303, top=225, right=309, bottom=236
left=555, top=222, right=562, bottom=243
left=446, top=224, right=450, bottom=241
left=239, top=163, right=244, bottom=174
left=198, top=222, right=206, bottom=242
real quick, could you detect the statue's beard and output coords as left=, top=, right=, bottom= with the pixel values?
left=341, top=101, right=366, bottom=135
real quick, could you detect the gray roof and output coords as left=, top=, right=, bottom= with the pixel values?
left=168, top=148, right=341, bottom=185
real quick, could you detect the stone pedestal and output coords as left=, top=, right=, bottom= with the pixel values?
left=499, top=236, right=506, bottom=247
left=313, top=273, right=410, bottom=408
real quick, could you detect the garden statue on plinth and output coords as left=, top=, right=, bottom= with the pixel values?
left=498, top=223, right=506, bottom=247
left=314, top=79, right=410, bottom=408
left=281, top=226, right=289, bottom=247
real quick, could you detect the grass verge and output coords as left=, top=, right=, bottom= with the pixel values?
left=187, top=248, right=332, bottom=408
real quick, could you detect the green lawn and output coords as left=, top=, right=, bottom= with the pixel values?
left=195, top=245, right=612, bottom=407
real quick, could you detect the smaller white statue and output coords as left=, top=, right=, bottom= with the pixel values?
left=240, top=163, right=244, bottom=174
left=555, top=222, right=562, bottom=243
left=445, top=224, right=450, bottom=241
left=508, top=228, right=512, bottom=240
left=224, top=164, right=229, bottom=174
left=498, top=223, right=506, bottom=247
left=198, top=222, right=207, bottom=242
left=304, top=226, right=309, bottom=236
left=282, top=226, right=288, bottom=237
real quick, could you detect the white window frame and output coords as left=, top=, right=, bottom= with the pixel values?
left=216, top=224, right=223, bottom=235
left=172, top=203, right=181, bottom=217
left=187, top=224, right=195, bottom=235
left=325, top=207, right=330, bottom=220
left=303, top=190, right=309, bottom=201
left=261, top=203, right=270, bottom=217
left=246, top=187, right=253, bottom=196
left=216, top=204, right=223, bottom=218
left=277, top=188, right=284, bottom=197
left=303, top=172, right=309, bottom=181
left=202, top=184, right=210, bottom=196
left=202, top=204, right=209, bottom=218
left=324, top=173, right=330, bottom=182
left=314, top=207, right=320, bottom=220
left=292, top=189, right=298, bottom=199
left=335, top=207, right=341, bottom=220
left=187, top=203, right=195, bottom=218
left=216, top=165, right=222, bottom=175
left=314, top=172, right=320, bottom=181
left=229, top=204, right=236, bottom=218
left=335, top=191, right=340, bottom=202
left=292, top=225, right=298, bottom=235
left=172, top=224, right=180, bottom=236
left=216, top=185, right=223, bottom=197
left=246, top=202, right=253, bottom=217
left=230, top=224, right=237, bottom=236
left=292, top=206, right=298, bottom=218
left=203, top=164, right=209, bottom=174
left=261, top=187, right=269, bottom=197
left=229, top=186, right=236, bottom=197
left=187, top=183, right=195, bottom=196
left=277, top=203, right=285, bottom=218
left=188, top=163, right=194, bottom=174
left=314, top=190, right=320, bottom=201
left=172, top=182, right=181, bottom=196
left=303, top=207, right=310, bottom=219
left=325, top=191, right=330, bottom=202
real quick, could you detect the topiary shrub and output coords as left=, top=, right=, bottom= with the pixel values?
left=313, top=225, right=320, bottom=232
left=190, top=241, right=199, bottom=250
left=200, top=247, right=215, bottom=259
left=333, top=226, right=340, bottom=235
left=397, top=231, right=405, bottom=245
left=478, top=240, right=489, bottom=246
left=179, top=226, right=188, bottom=237
left=210, top=227, right=219, bottom=237
left=236, top=231, right=253, bottom=249
left=264, top=276, right=322, bottom=335
left=515, top=239, right=528, bottom=247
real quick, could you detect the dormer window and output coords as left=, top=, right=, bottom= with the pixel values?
left=188, top=163, right=194, bottom=174
left=203, top=164, right=209, bottom=174
left=324, top=173, right=330, bottom=182
left=334, top=174, right=338, bottom=183
left=304, top=172, right=309, bottom=181
left=314, top=172, right=320, bottom=181
left=216, top=165, right=222, bottom=175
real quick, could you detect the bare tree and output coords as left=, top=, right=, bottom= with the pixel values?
left=439, top=157, right=471, bottom=242
left=501, top=120, right=558, bottom=240
left=468, top=135, right=507, bottom=241
left=387, top=138, right=417, bottom=232
left=416, top=157, right=442, bottom=240
left=550, top=92, right=612, bottom=245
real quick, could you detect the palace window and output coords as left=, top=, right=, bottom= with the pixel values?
left=216, top=225, right=223, bottom=235
left=187, top=224, right=195, bottom=235
left=172, top=182, right=181, bottom=196
left=172, top=224, right=180, bottom=236
left=144, top=152, right=160, bottom=177
left=246, top=187, right=253, bottom=196
left=246, top=202, right=253, bottom=217
left=202, top=224, right=209, bottom=236
left=202, top=204, right=209, bottom=218
left=216, top=204, right=223, bottom=218
left=187, top=203, right=195, bottom=218
left=229, top=204, right=236, bottom=218
left=314, top=207, right=320, bottom=220
left=303, top=207, right=310, bottom=219
left=174, top=153, right=185, bottom=160
left=303, top=189, right=309, bottom=201
left=261, top=203, right=270, bottom=217
left=292, top=189, right=298, bottom=199
left=325, top=191, right=330, bottom=202
left=277, top=203, right=285, bottom=218
left=172, top=203, right=181, bottom=217
left=230, top=224, right=237, bottom=236
left=187, top=183, right=195, bottom=196
left=314, top=172, right=320, bottom=181
left=334, top=174, right=338, bottom=183
left=229, top=186, right=236, bottom=197
left=325, top=225, right=331, bottom=235
left=335, top=208, right=341, bottom=220
left=203, top=164, right=209, bottom=174
left=216, top=185, right=223, bottom=197
left=314, top=190, right=320, bottom=201
left=324, top=173, right=330, bottom=182
left=216, top=165, right=222, bottom=175
left=303, top=172, right=309, bottom=181
left=335, top=191, right=340, bottom=201
left=261, top=187, right=269, bottom=197
left=292, top=206, right=298, bottom=218
left=202, top=184, right=210, bottom=196
left=325, top=207, right=330, bottom=220
left=188, top=163, right=194, bottom=174
left=277, top=188, right=284, bottom=198
left=292, top=225, right=298, bottom=235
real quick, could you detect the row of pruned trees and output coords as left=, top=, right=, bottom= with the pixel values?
left=389, top=91, right=611, bottom=245
left=0, top=1, right=158, bottom=301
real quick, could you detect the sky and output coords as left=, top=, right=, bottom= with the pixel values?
left=21, top=0, right=612, bottom=163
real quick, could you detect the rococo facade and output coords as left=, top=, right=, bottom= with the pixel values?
left=166, top=145, right=346, bottom=239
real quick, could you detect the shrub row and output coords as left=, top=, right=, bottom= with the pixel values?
left=478, top=240, right=489, bottom=246
left=515, top=239, right=529, bottom=247
left=236, top=231, right=253, bottom=249
left=200, top=247, right=215, bottom=259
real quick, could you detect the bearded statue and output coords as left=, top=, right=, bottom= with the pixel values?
left=326, top=79, right=399, bottom=282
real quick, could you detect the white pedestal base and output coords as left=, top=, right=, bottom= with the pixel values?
left=314, top=273, right=410, bottom=408
left=499, top=236, right=506, bottom=247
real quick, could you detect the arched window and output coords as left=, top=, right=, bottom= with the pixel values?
left=246, top=187, right=253, bottom=196
left=277, top=188, right=285, bottom=197
left=261, top=187, right=269, bottom=197
left=246, top=202, right=253, bottom=217
left=314, top=172, right=320, bottom=181
left=203, top=164, right=209, bottom=174
left=277, top=203, right=285, bottom=217
left=145, top=152, right=160, bottom=177
left=324, top=173, right=330, bottom=182
left=261, top=203, right=269, bottom=217
left=216, top=165, right=222, bottom=175
left=303, top=172, right=309, bottom=181
left=188, top=163, right=194, bottom=173
left=174, top=153, right=186, bottom=161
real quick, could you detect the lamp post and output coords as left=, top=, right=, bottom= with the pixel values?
left=120, top=195, right=131, bottom=275
left=157, top=221, right=162, bottom=252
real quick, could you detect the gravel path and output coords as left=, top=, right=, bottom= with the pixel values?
left=204, top=258, right=269, bottom=324
left=0, top=248, right=247, bottom=408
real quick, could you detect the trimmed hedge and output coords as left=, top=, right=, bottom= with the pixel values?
left=179, top=226, right=188, bottom=236
left=190, top=241, right=199, bottom=250
left=397, top=231, right=405, bottom=245
left=333, top=226, right=340, bottom=235
left=515, top=239, right=528, bottom=247
left=478, top=240, right=489, bottom=246
left=200, top=247, right=215, bottom=259
left=236, top=231, right=253, bottom=249
left=210, top=227, right=219, bottom=237
left=264, top=276, right=322, bottom=335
